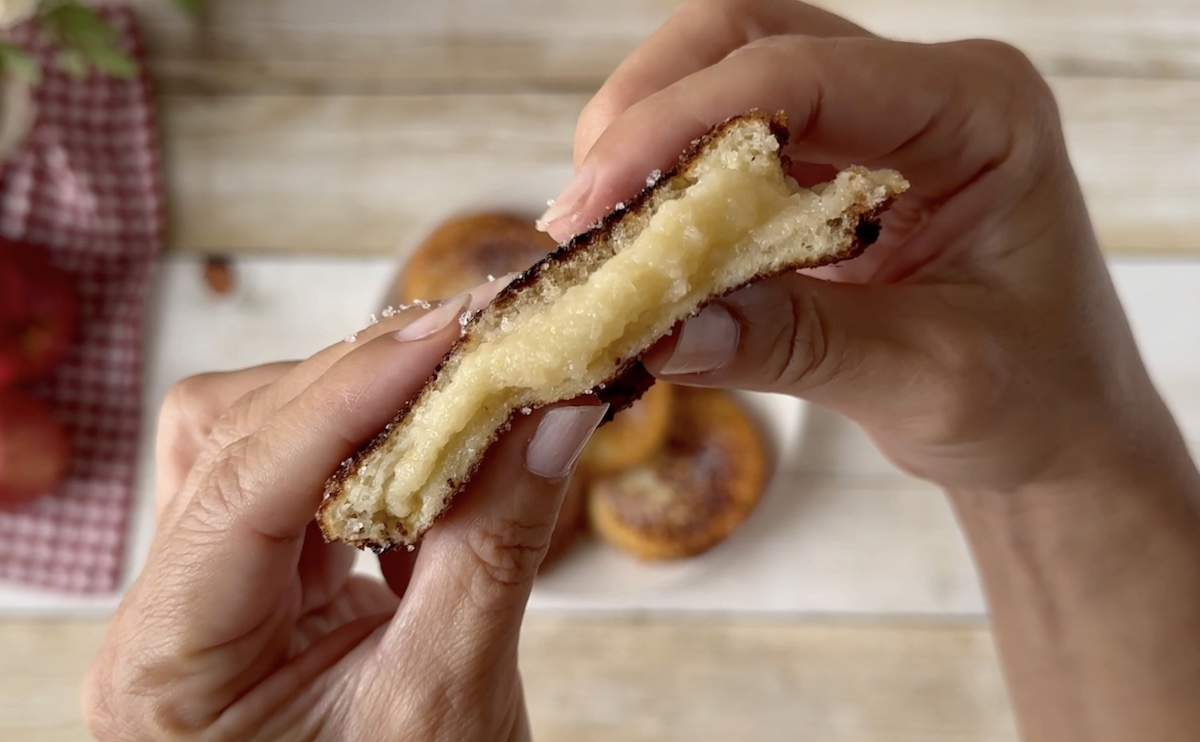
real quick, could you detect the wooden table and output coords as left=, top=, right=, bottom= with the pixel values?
left=3, top=1, right=1199, bottom=739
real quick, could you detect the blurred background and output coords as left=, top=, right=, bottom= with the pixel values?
left=0, top=1, right=1197, bottom=740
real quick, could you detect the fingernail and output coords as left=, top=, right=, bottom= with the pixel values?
left=469, top=272, right=520, bottom=311
left=659, top=303, right=740, bottom=375
left=536, top=167, right=595, bottom=235
left=393, top=293, right=470, bottom=342
left=526, top=404, right=609, bottom=479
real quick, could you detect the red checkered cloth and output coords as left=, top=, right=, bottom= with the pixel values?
left=0, top=7, right=162, bottom=593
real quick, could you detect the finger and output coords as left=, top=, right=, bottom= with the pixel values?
left=192, top=275, right=514, bottom=464
left=155, top=362, right=297, bottom=514
left=152, top=305, right=468, bottom=647
left=573, top=0, right=870, bottom=166
left=381, top=402, right=607, bottom=666
left=542, top=35, right=1047, bottom=244
left=642, top=273, right=984, bottom=431
left=222, top=274, right=514, bottom=439
left=288, top=273, right=510, bottom=393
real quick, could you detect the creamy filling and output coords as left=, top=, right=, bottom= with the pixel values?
left=367, top=162, right=802, bottom=518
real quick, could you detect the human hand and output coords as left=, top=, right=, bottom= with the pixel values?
left=541, top=0, right=1188, bottom=497
left=83, top=287, right=606, bottom=741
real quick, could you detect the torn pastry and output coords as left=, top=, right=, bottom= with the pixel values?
left=319, top=111, right=908, bottom=550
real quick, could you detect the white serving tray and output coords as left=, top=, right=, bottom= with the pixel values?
left=1, top=257, right=1196, bottom=617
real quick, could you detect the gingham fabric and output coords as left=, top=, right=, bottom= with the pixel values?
left=0, top=7, right=162, bottom=593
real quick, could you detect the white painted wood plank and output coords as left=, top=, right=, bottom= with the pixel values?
left=0, top=618, right=1018, bottom=742
left=131, top=0, right=1200, bottom=92
left=1, top=257, right=1196, bottom=616
left=160, top=82, right=1200, bottom=256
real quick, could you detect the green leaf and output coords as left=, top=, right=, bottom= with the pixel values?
left=55, top=48, right=88, bottom=79
left=39, top=1, right=138, bottom=80
left=0, top=42, right=41, bottom=84
left=174, top=0, right=205, bottom=17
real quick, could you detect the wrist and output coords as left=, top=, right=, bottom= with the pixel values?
left=949, top=390, right=1198, bottom=512
left=948, top=406, right=1200, bottom=587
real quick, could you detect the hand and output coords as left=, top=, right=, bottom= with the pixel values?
left=541, top=0, right=1191, bottom=496
left=83, top=288, right=606, bottom=741
left=544, top=4, right=1200, bottom=740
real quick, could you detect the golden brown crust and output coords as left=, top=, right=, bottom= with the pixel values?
left=319, top=111, right=896, bottom=551
left=587, top=388, right=767, bottom=559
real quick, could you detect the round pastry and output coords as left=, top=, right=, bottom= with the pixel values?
left=579, top=381, right=673, bottom=476
left=587, top=388, right=768, bottom=560
left=394, top=212, right=556, bottom=303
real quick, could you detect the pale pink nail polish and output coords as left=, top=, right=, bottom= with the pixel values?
left=658, top=303, right=740, bottom=375
left=536, top=167, right=596, bottom=235
left=393, top=293, right=471, bottom=342
left=525, top=404, right=609, bottom=479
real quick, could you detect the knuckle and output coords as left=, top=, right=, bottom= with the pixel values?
left=939, top=39, right=1063, bottom=175
left=159, top=375, right=218, bottom=448
left=768, top=291, right=837, bottom=391
left=161, top=375, right=208, bottom=422
left=205, top=388, right=264, bottom=451
left=459, top=517, right=549, bottom=601
left=965, top=39, right=1059, bottom=123
left=203, top=437, right=255, bottom=522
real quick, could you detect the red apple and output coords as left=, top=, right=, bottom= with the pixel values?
left=0, top=390, right=71, bottom=507
left=0, top=240, right=79, bottom=387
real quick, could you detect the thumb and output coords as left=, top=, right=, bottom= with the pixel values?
left=378, top=402, right=607, bottom=666
left=642, top=273, right=982, bottom=427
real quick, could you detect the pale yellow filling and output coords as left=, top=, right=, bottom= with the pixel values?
left=378, top=162, right=798, bottom=518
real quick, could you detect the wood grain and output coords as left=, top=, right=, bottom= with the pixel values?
left=0, top=617, right=1017, bottom=742
left=161, top=80, right=1200, bottom=256
left=131, top=0, right=1200, bottom=94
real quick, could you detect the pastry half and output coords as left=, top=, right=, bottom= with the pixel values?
left=319, top=111, right=908, bottom=550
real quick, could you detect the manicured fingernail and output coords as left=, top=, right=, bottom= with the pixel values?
left=526, top=404, right=609, bottom=479
left=659, top=303, right=740, bottom=375
left=469, top=272, right=520, bottom=311
left=393, top=293, right=470, bottom=341
left=536, top=167, right=595, bottom=235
